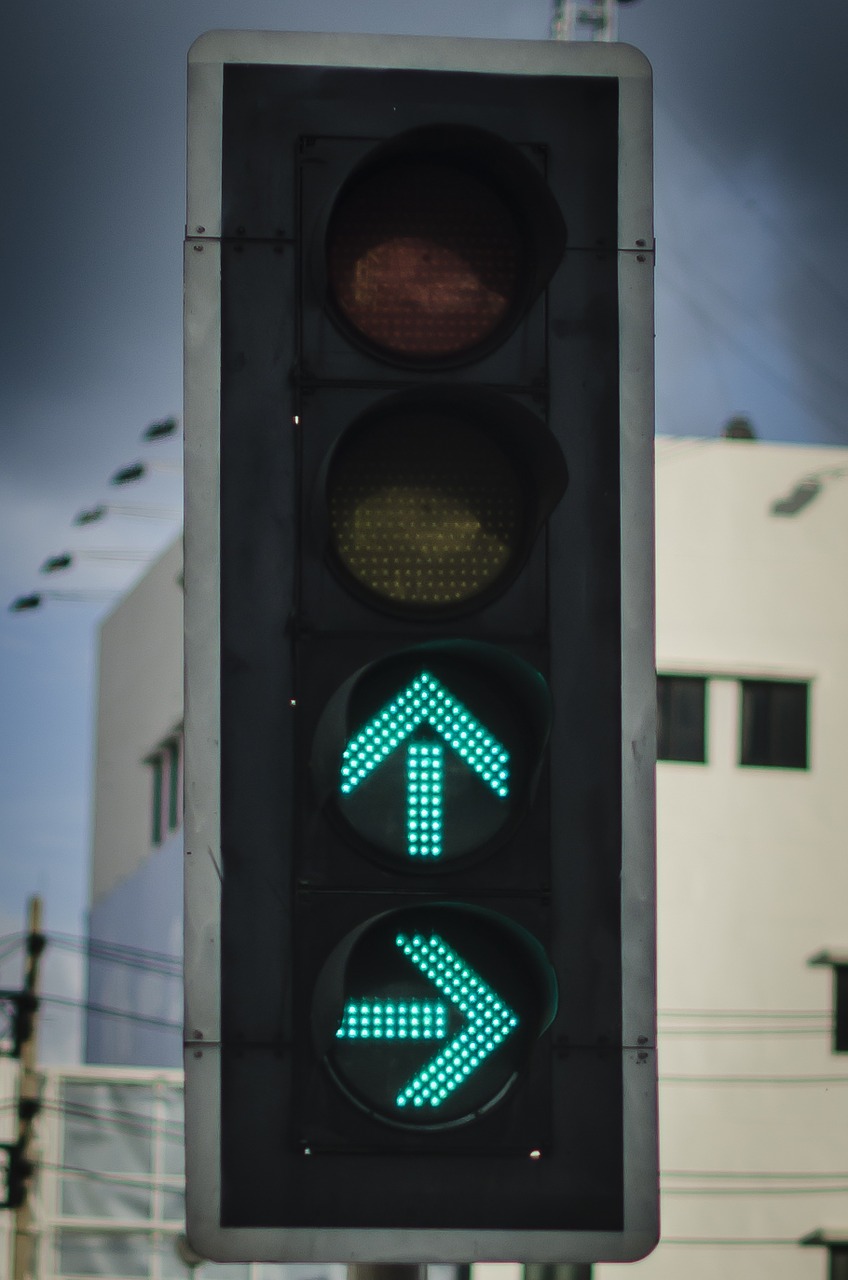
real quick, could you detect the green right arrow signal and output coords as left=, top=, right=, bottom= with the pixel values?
left=393, top=931, right=518, bottom=1110
left=334, top=930, right=519, bottom=1111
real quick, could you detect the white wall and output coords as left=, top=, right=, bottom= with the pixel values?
left=90, top=537, right=183, bottom=906
left=596, top=436, right=848, bottom=1280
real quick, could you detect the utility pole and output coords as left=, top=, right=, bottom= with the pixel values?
left=10, top=897, right=45, bottom=1280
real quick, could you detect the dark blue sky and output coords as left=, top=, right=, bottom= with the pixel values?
left=1, top=0, right=846, bottom=1058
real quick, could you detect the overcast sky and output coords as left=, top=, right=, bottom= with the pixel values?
left=1, top=0, right=846, bottom=1059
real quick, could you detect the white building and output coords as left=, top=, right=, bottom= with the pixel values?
left=86, top=538, right=183, bottom=1068
left=85, top=434, right=848, bottom=1279
left=0, top=1062, right=346, bottom=1280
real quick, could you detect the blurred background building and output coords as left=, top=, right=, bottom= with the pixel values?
left=9, top=1062, right=346, bottom=1280
left=78, top=430, right=848, bottom=1279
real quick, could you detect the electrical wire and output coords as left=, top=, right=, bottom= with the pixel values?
left=663, top=1184, right=848, bottom=1196
left=661, top=1073, right=848, bottom=1086
left=0, top=1098, right=185, bottom=1142
left=655, top=93, right=848, bottom=322
left=661, top=1008, right=829, bottom=1018
left=658, top=1025, right=829, bottom=1036
left=664, top=1170, right=848, bottom=1181
left=38, top=1097, right=185, bottom=1141
left=659, top=241, right=848, bottom=403
left=0, top=932, right=26, bottom=963
left=28, top=1157, right=184, bottom=1195
left=660, top=1237, right=803, bottom=1247
left=29, top=1104, right=848, bottom=1197
left=658, top=264, right=848, bottom=442
left=40, top=994, right=181, bottom=1032
left=49, top=931, right=181, bottom=976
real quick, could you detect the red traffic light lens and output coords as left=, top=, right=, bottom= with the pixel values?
left=327, top=160, right=524, bottom=362
left=327, top=407, right=525, bottom=612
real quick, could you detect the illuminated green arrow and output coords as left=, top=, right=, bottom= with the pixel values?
left=335, top=931, right=519, bottom=1111
left=339, top=671, right=510, bottom=858
left=335, top=999, right=448, bottom=1041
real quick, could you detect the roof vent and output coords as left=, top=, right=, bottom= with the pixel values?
left=722, top=415, right=756, bottom=440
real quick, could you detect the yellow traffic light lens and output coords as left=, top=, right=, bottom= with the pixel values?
left=328, top=411, right=525, bottom=610
left=327, top=161, right=523, bottom=362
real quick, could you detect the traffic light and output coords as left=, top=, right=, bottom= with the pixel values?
left=184, top=30, right=656, bottom=1265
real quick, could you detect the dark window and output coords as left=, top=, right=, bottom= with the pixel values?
left=150, top=755, right=164, bottom=845
left=525, top=1265, right=592, bottom=1280
left=830, top=1248, right=848, bottom=1280
left=835, top=967, right=848, bottom=1054
left=148, top=732, right=184, bottom=846
left=167, top=739, right=181, bottom=830
left=657, top=676, right=707, bottom=763
left=740, top=680, right=808, bottom=769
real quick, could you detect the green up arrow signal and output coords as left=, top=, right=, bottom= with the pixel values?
left=335, top=931, right=519, bottom=1111
left=339, top=671, right=510, bottom=858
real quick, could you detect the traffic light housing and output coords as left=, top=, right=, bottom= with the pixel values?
left=184, top=30, right=656, bottom=1265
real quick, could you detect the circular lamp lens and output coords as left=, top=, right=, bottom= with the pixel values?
left=327, top=411, right=526, bottom=612
left=327, top=160, right=524, bottom=362
left=312, top=905, right=558, bottom=1130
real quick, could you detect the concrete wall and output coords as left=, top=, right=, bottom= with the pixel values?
left=596, top=436, right=848, bottom=1280
left=90, top=537, right=183, bottom=906
left=86, top=827, right=182, bottom=1067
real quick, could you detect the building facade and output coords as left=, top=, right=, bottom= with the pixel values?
left=1, top=1063, right=346, bottom=1280
left=85, top=436, right=848, bottom=1278
left=86, top=539, right=183, bottom=1068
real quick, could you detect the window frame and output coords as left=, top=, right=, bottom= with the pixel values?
left=656, top=673, right=708, bottom=765
left=739, top=678, right=809, bottom=771
left=146, top=729, right=184, bottom=849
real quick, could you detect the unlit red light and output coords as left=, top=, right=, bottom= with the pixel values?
left=327, top=161, right=522, bottom=360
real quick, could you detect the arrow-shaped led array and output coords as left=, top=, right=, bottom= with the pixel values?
left=407, top=741, right=443, bottom=857
left=340, top=671, right=510, bottom=859
left=340, top=671, right=510, bottom=798
left=336, top=999, right=448, bottom=1041
left=393, top=932, right=518, bottom=1109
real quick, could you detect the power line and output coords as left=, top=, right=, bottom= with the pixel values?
left=658, top=263, right=848, bottom=442
left=50, top=931, right=181, bottom=976
left=661, top=1073, right=848, bottom=1086
left=661, top=1008, right=829, bottom=1018
left=0, top=1096, right=185, bottom=1140
left=655, top=92, right=848, bottom=323
left=658, top=1023, right=829, bottom=1036
left=40, top=994, right=181, bottom=1032
left=660, top=1237, right=802, bottom=1247
left=0, top=930, right=182, bottom=977
left=660, top=240, right=848, bottom=403
left=665, top=1170, right=848, bottom=1181
left=28, top=1158, right=184, bottom=1195
left=663, top=1184, right=848, bottom=1196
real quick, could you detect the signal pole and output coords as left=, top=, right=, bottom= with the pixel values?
left=11, top=897, right=45, bottom=1280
